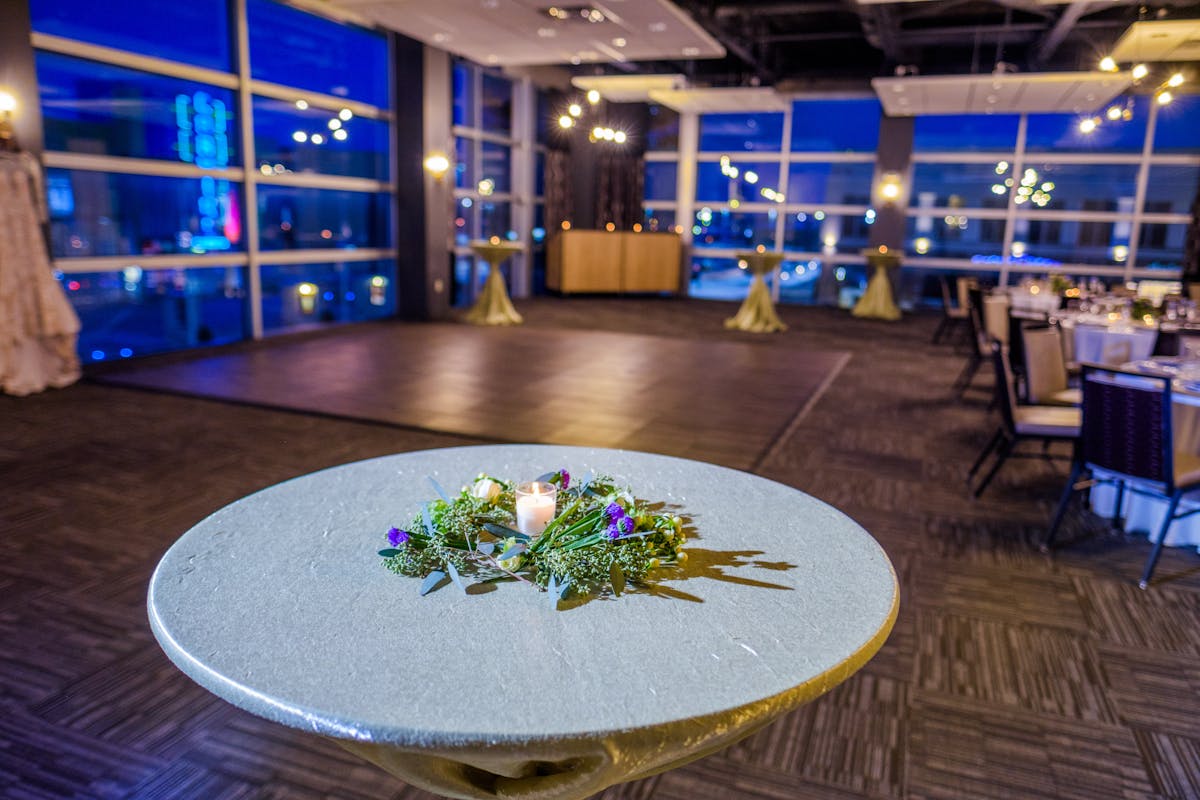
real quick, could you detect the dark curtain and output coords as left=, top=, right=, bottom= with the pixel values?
left=1184, top=181, right=1200, bottom=289
left=543, top=148, right=573, bottom=232
left=596, top=152, right=644, bottom=230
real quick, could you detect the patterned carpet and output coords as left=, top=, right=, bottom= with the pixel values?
left=3, top=296, right=1198, bottom=799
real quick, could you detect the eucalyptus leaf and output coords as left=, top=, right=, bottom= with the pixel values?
left=560, top=533, right=604, bottom=551
left=476, top=541, right=496, bottom=555
left=535, top=471, right=557, bottom=483
left=557, top=579, right=572, bottom=600
left=610, top=562, right=625, bottom=596
left=483, top=523, right=528, bottom=541
left=422, top=503, right=434, bottom=536
left=420, top=570, right=447, bottom=596
left=446, top=561, right=467, bottom=594
left=497, top=543, right=526, bottom=561
left=378, top=548, right=402, bottom=558
left=428, top=476, right=451, bottom=503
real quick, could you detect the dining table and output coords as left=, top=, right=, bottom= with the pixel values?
left=148, top=445, right=898, bottom=800
left=1056, top=313, right=1159, bottom=366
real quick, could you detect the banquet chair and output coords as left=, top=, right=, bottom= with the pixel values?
left=952, top=286, right=990, bottom=399
left=932, top=276, right=969, bottom=344
left=1022, top=325, right=1081, bottom=406
left=967, top=342, right=1080, bottom=498
left=1044, top=366, right=1200, bottom=588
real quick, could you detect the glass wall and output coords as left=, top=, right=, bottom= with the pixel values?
left=31, top=0, right=396, bottom=362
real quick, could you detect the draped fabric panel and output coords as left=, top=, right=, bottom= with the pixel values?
left=0, top=150, right=81, bottom=395
left=596, top=152, right=644, bottom=230
left=543, top=149, right=573, bottom=232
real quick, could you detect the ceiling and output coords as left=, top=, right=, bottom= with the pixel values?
left=872, top=70, right=1132, bottom=115
left=319, top=0, right=1200, bottom=92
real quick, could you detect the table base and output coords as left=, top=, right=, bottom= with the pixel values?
left=851, top=265, right=901, bottom=322
left=725, top=275, right=787, bottom=333
left=465, top=270, right=523, bottom=326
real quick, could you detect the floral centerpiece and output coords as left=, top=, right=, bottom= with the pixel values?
left=379, top=469, right=687, bottom=605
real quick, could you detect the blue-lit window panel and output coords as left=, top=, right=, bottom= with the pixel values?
left=783, top=211, right=872, bottom=254
left=535, top=151, right=545, bottom=198
left=256, top=187, right=391, bottom=250
left=647, top=104, right=680, bottom=151
left=776, top=258, right=826, bottom=305
left=905, top=214, right=1005, bottom=260
left=46, top=170, right=244, bottom=257
left=1014, top=163, right=1139, bottom=213
left=1138, top=223, right=1189, bottom=270
left=480, top=142, right=512, bottom=194
left=1010, top=217, right=1130, bottom=267
left=790, top=99, right=880, bottom=151
left=453, top=63, right=475, bottom=128
left=252, top=96, right=388, bottom=180
left=696, top=162, right=782, bottom=203
left=643, top=208, right=676, bottom=233
left=698, top=113, right=784, bottom=153
left=910, top=162, right=1016, bottom=209
left=912, top=114, right=1020, bottom=152
left=259, top=259, right=396, bottom=333
left=692, top=210, right=776, bottom=249
left=453, top=254, right=474, bottom=306
left=689, top=256, right=751, bottom=300
left=1154, top=95, right=1200, bottom=153
left=454, top=196, right=476, bottom=247
left=30, top=0, right=232, bottom=72
left=247, top=0, right=388, bottom=108
left=532, top=204, right=546, bottom=244
left=786, top=163, right=874, bottom=206
left=1025, top=99, right=1148, bottom=153
left=66, top=267, right=248, bottom=363
left=644, top=162, right=678, bottom=201
left=455, top=137, right=475, bottom=189
left=480, top=201, right=515, bottom=241
left=481, top=73, right=513, bottom=136
left=536, top=90, right=553, bottom=146
left=38, top=53, right=239, bottom=165
left=1144, top=165, right=1200, bottom=215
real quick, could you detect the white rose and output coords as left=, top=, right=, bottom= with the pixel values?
left=471, top=478, right=501, bottom=503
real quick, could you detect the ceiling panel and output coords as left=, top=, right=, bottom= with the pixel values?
left=321, top=0, right=724, bottom=66
left=570, top=74, right=687, bottom=102
left=1110, top=19, right=1200, bottom=63
left=647, top=87, right=788, bottom=113
left=872, top=72, right=1133, bottom=116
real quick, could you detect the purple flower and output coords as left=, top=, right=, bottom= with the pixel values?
left=620, top=515, right=635, bottom=534
left=560, top=470, right=570, bottom=489
left=605, top=502, right=624, bottom=520
left=606, top=522, right=623, bottom=539
left=387, top=527, right=410, bottom=546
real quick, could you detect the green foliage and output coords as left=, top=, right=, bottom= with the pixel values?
left=379, top=471, right=685, bottom=604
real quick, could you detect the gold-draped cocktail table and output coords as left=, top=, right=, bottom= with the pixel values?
left=466, top=239, right=524, bottom=326
left=725, top=250, right=787, bottom=333
left=851, top=248, right=902, bottom=321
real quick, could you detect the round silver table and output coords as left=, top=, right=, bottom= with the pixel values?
left=149, top=445, right=898, bottom=799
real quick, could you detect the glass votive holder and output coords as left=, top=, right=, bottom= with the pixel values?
left=514, top=481, right=557, bottom=537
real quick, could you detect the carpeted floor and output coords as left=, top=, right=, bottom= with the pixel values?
left=2, top=296, right=1199, bottom=800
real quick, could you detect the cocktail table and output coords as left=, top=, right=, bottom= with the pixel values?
left=149, top=445, right=897, bottom=799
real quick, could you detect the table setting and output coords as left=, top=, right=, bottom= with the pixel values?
left=148, top=445, right=898, bottom=800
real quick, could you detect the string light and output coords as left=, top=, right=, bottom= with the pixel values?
left=1132, top=63, right=1149, bottom=81
left=1098, top=56, right=1117, bottom=72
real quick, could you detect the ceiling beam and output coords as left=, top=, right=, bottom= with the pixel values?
left=847, top=0, right=902, bottom=62
left=714, top=2, right=845, bottom=18
left=679, top=3, right=776, bottom=85
left=1034, top=1, right=1096, bottom=66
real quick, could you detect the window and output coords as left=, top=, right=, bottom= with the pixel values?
left=1154, top=95, right=1200, bottom=153
left=784, top=212, right=869, bottom=254
left=699, top=112, right=784, bottom=153
left=692, top=210, right=776, bottom=249
left=47, top=170, right=244, bottom=257
left=644, top=162, right=677, bottom=202
left=1025, top=100, right=1148, bottom=153
left=786, top=163, right=874, bottom=205
left=259, top=260, right=396, bottom=333
left=38, top=53, right=239, bottom=164
left=247, top=0, right=388, bottom=106
left=252, top=96, right=388, bottom=180
left=906, top=215, right=1004, bottom=260
left=481, top=73, right=513, bottom=136
left=257, top=187, right=391, bottom=251
left=913, top=115, right=1020, bottom=152
left=696, top=162, right=781, bottom=203
left=1144, top=165, right=1200, bottom=214
left=911, top=162, right=1014, bottom=208
left=30, top=0, right=232, bottom=71
left=1015, top=163, right=1138, bottom=212
left=790, top=99, right=880, bottom=151
left=453, top=63, right=475, bottom=128
left=647, top=104, right=680, bottom=151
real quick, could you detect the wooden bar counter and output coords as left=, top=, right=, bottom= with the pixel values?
left=548, top=230, right=681, bottom=294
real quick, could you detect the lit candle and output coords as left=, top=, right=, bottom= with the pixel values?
left=515, top=481, right=556, bottom=537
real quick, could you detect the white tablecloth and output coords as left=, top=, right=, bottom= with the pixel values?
left=1062, top=319, right=1157, bottom=365
left=1007, top=287, right=1061, bottom=315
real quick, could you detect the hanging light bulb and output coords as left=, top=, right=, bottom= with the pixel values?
left=1078, top=117, right=1098, bottom=134
left=558, top=114, right=573, bottom=128
left=1098, top=56, right=1117, bottom=72
left=1157, top=90, right=1174, bottom=106
left=1167, top=72, right=1185, bottom=88
left=1106, top=105, right=1123, bottom=121
left=568, top=103, right=582, bottom=117
left=1132, top=63, right=1149, bottom=81
left=586, top=89, right=601, bottom=104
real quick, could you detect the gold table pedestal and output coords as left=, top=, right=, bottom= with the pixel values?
left=725, top=251, right=787, bottom=333
left=851, top=252, right=902, bottom=321
left=465, top=241, right=524, bottom=326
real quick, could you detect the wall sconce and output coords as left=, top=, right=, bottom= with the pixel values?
left=423, top=152, right=450, bottom=181
left=878, top=171, right=903, bottom=204
left=296, top=281, right=318, bottom=314
left=0, top=90, right=17, bottom=150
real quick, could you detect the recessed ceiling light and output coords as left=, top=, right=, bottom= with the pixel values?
left=892, top=85, right=904, bottom=92
left=433, top=32, right=449, bottom=43
left=487, top=54, right=499, bottom=64
left=986, top=95, right=997, bottom=103
left=649, top=22, right=666, bottom=33
left=612, top=37, right=626, bottom=47
left=538, top=27, right=556, bottom=38
left=682, top=46, right=700, bottom=56
left=570, top=56, right=581, bottom=65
